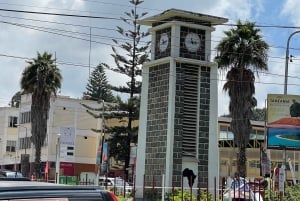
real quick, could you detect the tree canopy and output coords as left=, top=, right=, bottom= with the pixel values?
left=83, top=63, right=115, bottom=102
left=215, top=20, right=269, bottom=177
left=20, top=51, right=62, bottom=176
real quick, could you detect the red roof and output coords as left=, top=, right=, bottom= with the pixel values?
left=268, top=117, right=300, bottom=128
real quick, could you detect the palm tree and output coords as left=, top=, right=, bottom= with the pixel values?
left=215, top=20, right=269, bottom=177
left=20, top=52, right=62, bottom=177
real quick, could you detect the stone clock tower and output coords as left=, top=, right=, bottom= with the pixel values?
left=135, top=9, right=227, bottom=196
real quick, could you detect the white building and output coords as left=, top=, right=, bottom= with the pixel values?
left=0, top=94, right=103, bottom=180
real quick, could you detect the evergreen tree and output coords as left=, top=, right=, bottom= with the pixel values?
left=251, top=108, right=266, bottom=121
left=83, top=63, right=115, bottom=102
left=102, top=0, right=150, bottom=179
left=10, top=91, right=21, bottom=108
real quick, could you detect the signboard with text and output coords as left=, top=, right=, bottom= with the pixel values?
left=59, top=127, right=76, bottom=162
left=267, top=94, right=300, bottom=150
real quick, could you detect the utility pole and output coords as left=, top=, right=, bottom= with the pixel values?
left=56, top=134, right=61, bottom=184
left=281, top=31, right=300, bottom=201
left=15, top=124, right=28, bottom=177
left=96, top=100, right=105, bottom=186
left=284, top=30, right=300, bottom=95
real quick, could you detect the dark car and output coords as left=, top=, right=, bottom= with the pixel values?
left=0, top=180, right=118, bottom=201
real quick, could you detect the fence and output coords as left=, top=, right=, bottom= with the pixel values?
left=45, top=174, right=288, bottom=201
left=131, top=175, right=283, bottom=201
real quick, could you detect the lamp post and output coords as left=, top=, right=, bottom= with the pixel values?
left=96, top=100, right=105, bottom=186
left=284, top=30, right=300, bottom=95
left=56, top=134, right=61, bottom=184
left=15, top=124, right=29, bottom=177
left=282, top=31, right=300, bottom=189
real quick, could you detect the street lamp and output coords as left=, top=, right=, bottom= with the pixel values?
left=56, top=133, right=61, bottom=184
left=15, top=123, right=29, bottom=177
left=96, top=100, right=105, bottom=186
left=284, top=30, right=300, bottom=95
left=282, top=31, right=300, bottom=186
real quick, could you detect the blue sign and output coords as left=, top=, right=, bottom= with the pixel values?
left=267, top=127, right=300, bottom=150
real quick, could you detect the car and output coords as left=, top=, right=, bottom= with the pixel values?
left=0, top=180, right=118, bottom=201
left=99, top=176, right=133, bottom=195
left=0, top=169, right=24, bottom=178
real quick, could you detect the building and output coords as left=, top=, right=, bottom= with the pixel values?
left=218, top=116, right=299, bottom=181
left=135, top=8, right=228, bottom=197
left=0, top=94, right=103, bottom=180
left=1, top=93, right=297, bottom=183
left=0, top=107, right=19, bottom=171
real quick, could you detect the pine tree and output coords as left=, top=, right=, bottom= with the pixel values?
left=83, top=64, right=115, bottom=102
left=102, top=0, right=150, bottom=179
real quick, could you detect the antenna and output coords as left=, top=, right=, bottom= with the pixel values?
left=88, top=27, right=92, bottom=79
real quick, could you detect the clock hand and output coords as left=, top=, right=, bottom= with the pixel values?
left=190, top=38, right=198, bottom=45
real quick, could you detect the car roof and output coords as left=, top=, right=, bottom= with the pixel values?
left=0, top=181, right=111, bottom=200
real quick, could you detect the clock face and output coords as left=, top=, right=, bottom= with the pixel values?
left=184, top=32, right=201, bottom=52
left=159, top=33, right=169, bottom=52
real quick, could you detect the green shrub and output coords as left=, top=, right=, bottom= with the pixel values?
left=166, top=189, right=218, bottom=201
left=285, top=183, right=300, bottom=201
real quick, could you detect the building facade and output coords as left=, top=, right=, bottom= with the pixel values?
left=218, top=116, right=300, bottom=182
left=0, top=107, right=19, bottom=171
left=0, top=94, right=102, bottom=180
left=135, top=9, right=228, bottom=197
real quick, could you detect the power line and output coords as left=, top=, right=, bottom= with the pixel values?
left=2, top=11, right=300, bottom=54
left=1, top=51, right=300, bottom=85
left=3, top=17, right=300, bottom=56
left=0, top=20, right=114, bottom=46
left=0, top=8, right=125, bottom=20
left=2, top=7, right=300, bottom=30
left=0, top=20, right=136, bottom=43
left=0, top=2, right=120, bottom=16
left=0, top=14, right=117, bottom=31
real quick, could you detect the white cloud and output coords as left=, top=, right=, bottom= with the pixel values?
left=0, top=0, right=296, bottom=117
left=281, top=0, right=300, bottom=25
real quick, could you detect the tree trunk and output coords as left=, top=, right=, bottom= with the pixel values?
left=238, top=144, right=247, bottom=178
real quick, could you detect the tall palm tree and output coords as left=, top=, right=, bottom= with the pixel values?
left=215, top=20, right=269, bottom=177
left=20, top=52, right=62, bottom=177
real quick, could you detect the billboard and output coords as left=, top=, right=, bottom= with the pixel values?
left=267, top=94, right=300, bottom=150
left=59, top=127, right=76, bottom=162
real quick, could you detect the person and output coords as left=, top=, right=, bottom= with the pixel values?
left=231, top=172, right=247, bottom=188
left=290, top=99, right=300, bottom=117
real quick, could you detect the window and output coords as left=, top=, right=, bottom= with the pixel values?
left=8, top=116, right=18, bottom=127
left=20, top=111, right=31, bottom=124
left=6, top=140, right=16, bottom=152
left=220, top=160, right=227, bottom=165
left=220, top=126, right=228, bottom=132
left=18, top=137, right=31, bottom=150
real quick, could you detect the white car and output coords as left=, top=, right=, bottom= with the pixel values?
left=99, top=177, right=133, bottom=195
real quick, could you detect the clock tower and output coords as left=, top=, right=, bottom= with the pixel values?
left=135, top=9, right=227, bottom=197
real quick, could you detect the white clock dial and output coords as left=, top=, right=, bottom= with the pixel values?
left=184, top=32, right=201, bottom=52
left=159, top=33, right=169, bottom=52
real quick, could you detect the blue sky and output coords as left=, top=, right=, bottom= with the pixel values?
left=0, top=0, right=300, bottom=116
